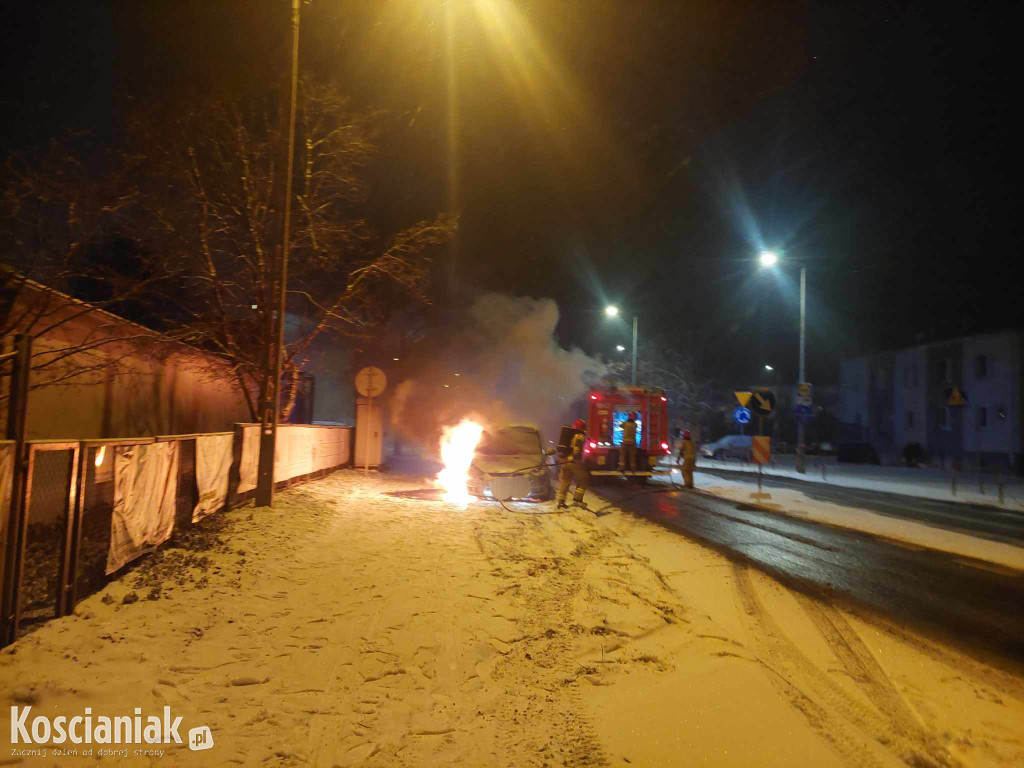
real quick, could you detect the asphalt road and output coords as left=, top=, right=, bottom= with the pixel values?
left=694, top=465, right=1024, bottom=546
left=597, top=484, right=1024, bottom=661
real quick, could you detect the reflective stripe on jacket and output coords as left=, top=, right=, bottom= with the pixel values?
left=567, top=431, right=586, bottom=462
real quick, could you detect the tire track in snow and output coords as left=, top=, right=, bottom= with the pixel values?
left=734, top=564, right=960, bottom=768
left=792, top=592, right=958, bottom=768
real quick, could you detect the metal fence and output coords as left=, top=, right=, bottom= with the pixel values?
left=1, top=425, right=352, bottom=646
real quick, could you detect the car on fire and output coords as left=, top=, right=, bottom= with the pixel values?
left=468, top=425, right=555, bottom=501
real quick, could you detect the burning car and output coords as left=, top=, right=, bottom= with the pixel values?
left=467, top=425, right=555, bottom=501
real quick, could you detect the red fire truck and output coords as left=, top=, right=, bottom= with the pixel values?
left=580, top=385, right=671, bottom=478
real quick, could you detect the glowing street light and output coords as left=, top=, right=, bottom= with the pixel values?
left=764, top=364, right=774, bottom=371
left=757, top=249, right=809, bottom=473
left=616, top=345, right=626, bottom=352
left=605, top=305, right=637, bottom=384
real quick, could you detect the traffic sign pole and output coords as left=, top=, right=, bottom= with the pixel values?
left=797, top=266, right=807, bottom=474
left=365, top=372, right=373, bottom=475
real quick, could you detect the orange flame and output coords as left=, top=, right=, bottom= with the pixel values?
left=436, top=419, right=484, bottom=508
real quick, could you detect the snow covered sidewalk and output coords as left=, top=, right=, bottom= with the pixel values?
left=2, top=469, right=1023, bottom=767
left=669, top=469, right=1024, bottom=571
left=689, top=455, right=1024, bottom=510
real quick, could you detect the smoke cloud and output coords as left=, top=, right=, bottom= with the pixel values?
left=390, top=294, right=606, bottom=448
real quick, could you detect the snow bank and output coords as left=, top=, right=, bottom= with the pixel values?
left=674, top=470, right=1024, bottom=571
left=691, top=455, right=1024, bottom=509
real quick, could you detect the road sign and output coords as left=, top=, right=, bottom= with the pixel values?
left=733, top=406, right=752, bottom=425
left=750, top=390, right=776, bottom=417
left=355, top=366, right=387, bottom=397
left=734, top=391, right=752, bottom=408
left=752, top=436, right=771, bottom=464
left=946, top=387, right=967, bottom=407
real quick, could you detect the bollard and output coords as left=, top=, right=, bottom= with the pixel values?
left=951, top=470, right=957, bottom=497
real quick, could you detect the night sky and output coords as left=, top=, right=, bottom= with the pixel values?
left=3, top=0, right=1021, bottom=386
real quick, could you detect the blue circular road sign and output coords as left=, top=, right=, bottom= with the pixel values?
left=733, top=406, right=752, bottom=424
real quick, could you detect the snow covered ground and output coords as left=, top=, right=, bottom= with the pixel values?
left=2, top=467, right=1023, bottom=767
left=686, top=454, right=1024, bottom=510
left=662, top=469, right=1024, bottom=571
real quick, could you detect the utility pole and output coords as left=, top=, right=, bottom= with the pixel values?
left=796, top=266, right=807, bottom=474
left=631, top=314, right=638, bottom=386
left=256, top=0, right=301, bottom=507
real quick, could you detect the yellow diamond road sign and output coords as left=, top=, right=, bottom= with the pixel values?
left=734, top=391, right=752, bottom=408
left=947, top=387, right=967, bottom=407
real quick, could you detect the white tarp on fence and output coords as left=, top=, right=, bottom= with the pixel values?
left=193, top=433, right=233, bottom=523
left=274, top=426, right=314, bottom=483
left=233, top=424, right=352, bottom=495
left=107, top=441, right=179, bottom=574
left=313, top=427, right=351, bottom=472
left=237, top=425, right=260, bottom=494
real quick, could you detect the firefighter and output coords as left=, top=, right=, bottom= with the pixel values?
left=619, top=411, right=638, bottom=472
left=557, top=419, right=591, bottom=509
left=679, top=429, right=697, bottom=488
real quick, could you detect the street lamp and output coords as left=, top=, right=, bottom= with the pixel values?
left=764, top=364, right=774, bottom=372
left=616, top=345, right=626, bottom=352
left=759, top=251, right=808, bottom=473
left=605, top=305, right=638, bottom=385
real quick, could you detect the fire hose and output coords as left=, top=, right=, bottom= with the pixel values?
left=469, top=459, right=687, bottom=516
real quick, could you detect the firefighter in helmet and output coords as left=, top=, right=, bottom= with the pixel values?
left=619, top=411, right=639, bottom=472
left=678, top=429, right=697, bottom=488
left=557, top=419, right=591, bottom=509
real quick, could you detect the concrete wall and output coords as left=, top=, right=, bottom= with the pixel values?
left=283, top=312, right=354, bottom=426
left=961, top=331, right=1020, bottom=462
left=893, top=346, right=928, bottom=449
left=838, top=357, right=869, bottom=437
left=840, top=330, right=1022, bottom=471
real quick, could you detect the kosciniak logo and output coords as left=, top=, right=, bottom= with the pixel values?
left=10, top=706, right=212, bottom=751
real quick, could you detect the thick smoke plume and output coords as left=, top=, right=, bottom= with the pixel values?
left=390, top=294, right=605, bottom=448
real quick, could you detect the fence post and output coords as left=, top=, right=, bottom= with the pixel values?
left=57, top=444, right=84, bottom=618
left=2, top=334, right=31, bottom=646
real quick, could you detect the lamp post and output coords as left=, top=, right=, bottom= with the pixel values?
left=605, top=305, right=638, bottom=385
left=256, top=0, right=301, bottom=507
left=759, top=251, right=808, bottom=474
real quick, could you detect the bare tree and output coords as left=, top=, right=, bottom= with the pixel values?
left=606, top=332, right=723, bottom=430
left=0, top=136, right=182, bottom=402
left=128, top=83, right=456, bottom=420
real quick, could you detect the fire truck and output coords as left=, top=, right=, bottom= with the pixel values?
left=579, top=385, right=671, bottom=478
